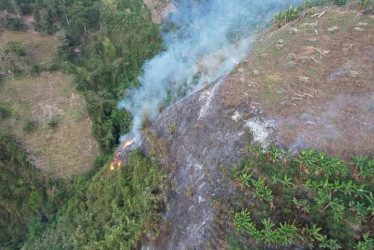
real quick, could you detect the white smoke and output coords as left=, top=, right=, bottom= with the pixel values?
left=118, top=0, right=302, bottom=142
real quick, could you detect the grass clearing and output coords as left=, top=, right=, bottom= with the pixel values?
left=0, top=29, right=59, bottom=67
left=0, top=72, right=99, bottom=177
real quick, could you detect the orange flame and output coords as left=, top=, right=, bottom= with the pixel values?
left=122, top=138, right=135, bottom=150
left=109, top=138, right=135, bottom=171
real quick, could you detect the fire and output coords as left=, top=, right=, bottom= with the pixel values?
left=109, top=138, right=135, bottom=171
left=122, top=138, right=135, bottom=150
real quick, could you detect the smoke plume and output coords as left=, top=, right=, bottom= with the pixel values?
left=118, top=0, right=302, bottom=142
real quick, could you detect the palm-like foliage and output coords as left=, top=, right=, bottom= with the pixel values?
left=319, top=238, right=342, bottom=250
left=293, top=198, right=311, bottom=214
left=252, top=177, right=273, bottom=202
left=277, top=222, right=297, bottom=245
left=296, top=149, right=318, bottom=172
left=234, top=209, right=251, bottom=233
left=349, top=201, right=367, bottom=222
left=273, top=12, right=283, bottom=28
left=239, top=172, right=253, bottom=187
left=261, top=218, right=279, bottom=245
left=357, top=233, right=374, bottom=250
left=280, top=174, right=295, bottom=188
left=352, top=155, right=374, bottom=179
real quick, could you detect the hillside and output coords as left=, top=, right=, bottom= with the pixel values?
left=0, top=29, right=99, bottom=177
left=138, top=2, right=374, bottom=249
left=0, top=0, right=373, bottom=249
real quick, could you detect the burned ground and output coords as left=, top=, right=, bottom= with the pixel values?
left=221, top=6, right=374, bottom=159
left=141, top=4, right=374, bottom=249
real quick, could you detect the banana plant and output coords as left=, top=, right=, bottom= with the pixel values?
left=353, top=183, right=369, bottom=199
left=319, top=238, right=342, bottom=250
left=296, top=149, right=318, bottom=172
left=238, top=172, right=253, bottom=187
left=365, top=192, right=374, bottom=217
left=315, top=190, right=332, bottom=210
left=352, top=155, right=374, bottom=179
left=270, top=174, right=280, bottom=185
left=279, top=174, right=295, bottom=189
left=277, top=222, right=297, bottom=245
left=306, top=224, right=325, bottom=242
left=328, top=199, right=345, bottom=222
left=273, top=12, right=283, bottom=28
left=234, top=209, right=251, bottom=233
left=341, top=180, right=355, bottom=196
left=261, top=218, right=279, bottom=245
left=292, top=198, right=311, bottom=214
left=246, top=221, right=263, bottom=242
left=349, top=201, right=367, bottom=222
left=267, top=145, right=283, bottom=164
left=356, top=233, right=374, bottom=250
left=252, top=177, right=274, bottom=202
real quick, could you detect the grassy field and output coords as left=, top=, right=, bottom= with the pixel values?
left=0, top=29, right=59, bottom=70
left=0, top=30, right=99, bottom=177
left=220, top=3, right=374, bottom=158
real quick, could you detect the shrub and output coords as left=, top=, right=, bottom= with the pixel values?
left=30, top=64, right=42, bottom=76
left=0, top=105, right=11, bottom=119
left=359, top=0, right=371, bottom=9
left=334, top=0, right=347, bottom=6
left=4, top=41, right=26, bottom=57
left=47, top=116, right=60, bottom=129
left=5, top=16, right=26, bottom=30
left=23, top=120, right=38, bottom=133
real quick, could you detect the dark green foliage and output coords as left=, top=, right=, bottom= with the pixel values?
left=4, top=41, right=26, bottom=57
left=359, top=0, right=371, bottom=9
left=334, top=0, right=347, bottom=5
left=0, top=136, right=66, bottom=249
left=231, top=145, right=374, bottom=248
left=4, top=16, right=26, bottom=30
left=24, top=150, right=167, bottom=249
left=0, top=105, right=11, bottom=119
left=23, top=119, right=38, bottom=133
left=47, top=116, right=59, bottom=129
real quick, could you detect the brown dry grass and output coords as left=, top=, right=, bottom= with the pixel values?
left=0, top=29, right=59, bottom=66
left=220, top=6, right=374, bottom=158
left=0, top=72, right=99, bottom=178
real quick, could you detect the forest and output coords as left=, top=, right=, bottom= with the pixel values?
left=1, top=0, right=166, bottom=248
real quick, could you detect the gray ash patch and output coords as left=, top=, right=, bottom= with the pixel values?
left=140, top=80, right=275, bottom=249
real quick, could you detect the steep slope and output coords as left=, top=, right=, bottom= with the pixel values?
left=221, top=6, right=374, bottom=158
left=0, top=30, right=99, bottom=177
left=140, top=3, right=374, bottom=249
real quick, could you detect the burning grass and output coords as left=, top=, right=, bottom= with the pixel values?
left=0, top=72, right=99, bottom=177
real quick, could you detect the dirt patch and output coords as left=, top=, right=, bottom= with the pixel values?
left=220, top=6, right=374, bottom=158
left=143, top=0, right=175, bottom=23
left=0, top=72, right=99, bottom=177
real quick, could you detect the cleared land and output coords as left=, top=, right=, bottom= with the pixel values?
left=0, top=30, right=99, bottom=178
left=220, top=6, right=374, bottom=159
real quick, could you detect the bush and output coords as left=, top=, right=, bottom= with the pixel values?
left=4, top=41, right=26, bottom=57
left=359, top=0, right=371, bottom=9
left=30, top=64, right=42, bottom=76
left=23, top=120, right=38, bottom=133
left=0, top=105, right=11, bottom=119
left=334, top=0, right=347, bottom=6
left=5, top=16, right=26, bottom=30
left=47, top=116, right=60, bottom=129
